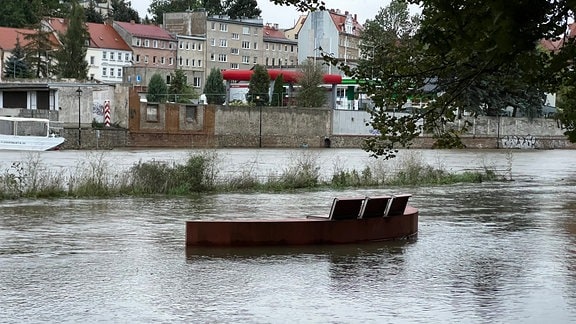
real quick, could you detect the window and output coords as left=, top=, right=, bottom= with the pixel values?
left=253, top=42, right=258, bottom=50
left=211, top=38, right=215, bottom=46
left=144, top=55, right=149, bottom=63
left=218, top=54, right=227, bottom=62
left=198, top=59, right=202, bottom=67
left=211, top=22, right=216, bottom=30
left=179, top=42, right=184, bottom=49
left=253, top=57, right=257, bottom=64
left=185, top=105, right=197, bottom=122
left=232, top=33, right=239, bottom=39
left=266, top=43, right=269, bottom=50
left=220, top=39, right=227, bottom=47
left=220, top=23, right=227, bottom=32
left=198, top=43, right=202, bottom=51
left=291, top=45, right=294, bottom=52
left=117, top=68, right=122, bottom=77
left=185, top=58, right=189, bottom=66
left=241, top=41, right=250, bottom=49
left=90, top=56, right=95, bottom=65
left=153, top=56, right=157, bottom=63
left=125, top=53, right=130, bottom=61
left=169, top=57, right=174, bottom=65
left=146, top=104, right=158, bottom=122
left=231, top=48, right=239, bottom=55
left=110, top=68, right=114, bottom=77
left=265, top=57, right=269, bottom=65
left=136, top=54, right=140, bottom=62
left=272, top=44, right=275, bottom=51
left=161, top=57, right=165, bottom=64
left=186, top=42, right=189, bottom=50
left=242, top=26, right=250, bottom=34
left=102, top=51, right=107, bottom=59
left=193, top=77, right=201, bottom=88
left=179, top=57, right=183, bottom=66
left=102, top=67, right=107, bottom=76
left=190, top=59, right=195, bottom=67
left=191, top=43, right=196, bottom=50
left=230, top=63, right=239, bottom=69
left=144, top=39, right=150, bottom=47
left=242, top=56, right=250, bottom=64
left=166, top=75, right=171, bottom=84
left=153, top=40, right=158, bottom=48
left=135, top=38, right=141, bottom=46
left=169, top=43, right=174, bottom=49
left=210, top=53, right=215, bottom=61
left=272, top=58, right=275, bottom=66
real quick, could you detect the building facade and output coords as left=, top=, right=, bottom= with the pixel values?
left=263, top=23, right=298, bottom=69
left=113, top=21, right=178, bottom=87
left=86, top=22, right=132, bottom=83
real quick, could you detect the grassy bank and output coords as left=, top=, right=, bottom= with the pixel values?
left=0, top=151, right=503, bottom=200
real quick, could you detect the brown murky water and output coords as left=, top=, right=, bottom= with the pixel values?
left=1, top=149, right=575, bottom=323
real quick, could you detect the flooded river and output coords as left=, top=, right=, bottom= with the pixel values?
left=1, top=148, right=576, bottom=323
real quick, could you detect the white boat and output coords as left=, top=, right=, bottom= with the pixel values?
left=0, top=116, right=65, bottom=151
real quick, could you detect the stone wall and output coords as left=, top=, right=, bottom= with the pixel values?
left=214, top=105, right=331, bottom=148
left=61, top=127, right=128, bottom=150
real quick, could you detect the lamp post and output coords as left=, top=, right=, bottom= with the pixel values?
left=256, top=95, right=262, bottom=148
left=76, top=87, right=82, bottom=147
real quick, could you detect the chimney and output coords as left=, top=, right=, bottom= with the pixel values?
left=354, top=14, right=357, bottom=22
left=345, top=11, right=349, bottom=16
left=273, top=23, right=278, bottom=30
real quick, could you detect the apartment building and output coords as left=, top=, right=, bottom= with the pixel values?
left=113, top=21, right=177, bottom=86
left=164, top=10, right=264, bottom=85
left=263, top=23, right=298, bottom=69
left=297, top=9, right=362, bottom=71
left=86, top=22, right=132, bottom=83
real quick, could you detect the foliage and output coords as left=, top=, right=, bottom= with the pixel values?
left=320, top=0, right=561, bottom=158
left=204, top=0, right=225, bottom=15
left=23, top=23, right=56, bottom=79
left=4, top=37, right=32, bottom=79
left=147, top=73, right=168, bottom=103
left=203, top=67, right=226, bottom=104
left=557, top=81, right=576, bottom=142
left=0, top=0, right=67, bottom=28
left=295, top=59, right=326, bottom=107
left=246, top=64, right=270, bottom=104
left=169, top=69, right=198, bottom=103
left=271, top=74, right=285, bottom=106
left=109, top=0, right=141, bottom=23
left=53, top=0, right=89, bottom=80
left=148, top=0, right=203, bottom=25
left=226, top=0, right=262, bottom=19
left=85, top=0, right=104, bottom=23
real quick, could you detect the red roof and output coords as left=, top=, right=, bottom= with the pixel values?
left=263, top=25, right=289, bottom=41
left=0, top=26, right=59, bottom=51
left=115, top=21, right=176, bottom=41
left=328, top=10, right=363, bottom=36
left=87, top=22, right=131, bottom=50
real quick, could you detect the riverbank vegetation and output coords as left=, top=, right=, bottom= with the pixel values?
left=0, top=151, right=503, bottom=200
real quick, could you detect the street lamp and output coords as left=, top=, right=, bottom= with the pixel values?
left=76, top=87, right=82, bottom=147
left=256, top=95, right=262, bottom=148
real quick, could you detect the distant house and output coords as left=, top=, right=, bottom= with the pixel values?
left=297, top=9, right=363, bottom=71
left=263, top=23, right=298, bottom=69
left=113, top=20, right=178, bottom=87
left=86, top=22, right=133, bottom=83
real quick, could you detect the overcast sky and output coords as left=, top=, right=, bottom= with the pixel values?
left=132, top=0, right=392, bottom=28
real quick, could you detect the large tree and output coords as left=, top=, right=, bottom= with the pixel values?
left=226, top=0, right=261, bottom=19
left=147, top=73, right=168, bottom=103
left=246, top=64, right=270, bottom=105
left=4, top=37, right=32, bottom=79
left=0, top=0, right=68, bottom=27
left=295, top=59, right=326, bottom=107
left=53, top=0, right=89, bottom=80
left=85, top=0, right=104, bottom=23
left=23, top=24, right=56, bottom=79
left=169, top=69, right=198, bottom=103
left=203, top=67, right=226, bottom=104
left=109, top=0, right=141, bottom=23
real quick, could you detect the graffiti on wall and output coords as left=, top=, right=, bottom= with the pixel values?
left=500, top=135, right=536, bottom=149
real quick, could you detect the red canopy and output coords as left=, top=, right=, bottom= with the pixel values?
left=222, top=69, right=342, bottom=84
